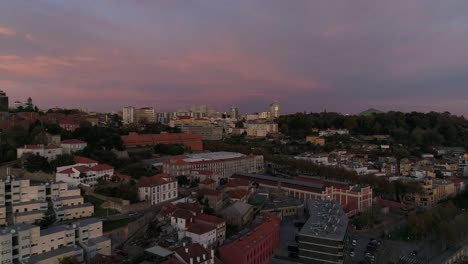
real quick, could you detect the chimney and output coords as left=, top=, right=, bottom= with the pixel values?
left=197, top=257, right=200, bottom=262
left=190, top=258, right=193, bottom=264
left=183, top=242, right=186, bottom=247
left=203, top=254, right=206, bottom=260
left=185, top=247, right=189, bottom=253
left=211, top=249, right=214, bottom=259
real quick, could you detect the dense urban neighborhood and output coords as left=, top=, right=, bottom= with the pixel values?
left=2, top=91, right=468, bottom=264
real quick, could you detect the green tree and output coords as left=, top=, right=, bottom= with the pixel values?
left=50, top=154, right=75, bottom=169
left=23, top=153, right=51, bottom=173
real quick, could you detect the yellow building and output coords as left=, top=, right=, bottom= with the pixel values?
left=306, top=136, right=326, bottom=146
left=414, top=178, right=456, bottom=208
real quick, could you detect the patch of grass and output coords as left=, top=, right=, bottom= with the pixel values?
left=103, top=218, right=136, bottom=232
left=84, top=195, right=119, bottom=217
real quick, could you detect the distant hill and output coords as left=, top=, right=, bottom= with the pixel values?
left=359, top=108, right=385, bottom=116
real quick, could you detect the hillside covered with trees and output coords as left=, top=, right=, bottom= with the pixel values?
left=278, top=111, right=468, bottom=149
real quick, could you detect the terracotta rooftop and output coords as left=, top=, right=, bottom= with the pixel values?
left=175, top=202, right=203, bottom=214
left=58, top=168, right=74, bottom=174
left=199, top=188, right=221, bottom=197
left=138, top=173, right=175, bottom=187
left=91, top=164, right=113, bottom=171
left=175, top=243, right=212, bottom=264
left=195, top=214, right=225, bottom=225
left=187, top=223, right=216, bottom=235
left=74, top=156, right=97, bottom=164
left=112, top=174, right=131, bottom=181
left=226, top=178, right=250, bottom=188
left=172, top=209, right=194, bottom=220
left=227, top=190, right=249, bottom=200
left=200, top=179, right=216, bottom=185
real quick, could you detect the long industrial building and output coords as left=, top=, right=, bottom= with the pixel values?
left=163, top=152, right=264, bottom=178
left=231, top=173, right=372, bottom=216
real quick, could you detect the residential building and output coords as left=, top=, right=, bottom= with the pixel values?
left=0, top=218, right=110, bottom=264
left=193, top=214, right=226, bottom=247
left=305, top=136, right=326, bottom=146
left=185, top=223, right=217, bottom=248
left=232, top=173, right=373, bottom=216
left=199, top=189, right=223, bottom=212
left=138, top=173, right=178, bottom=205
left=270, top=101, right=280, bottom=118
left=0, top=90, right=8, bottom=112
left=0, top=178, right=92, bottom=225
left=122, top=106, right=136, bottom=124
left=170, top=117, right=224, bottom=140
left=219, top=214, right=280, bottom=264
left=244, top=121, right=278, bottom=137
left=61, top=139, right=87, bottom=154
left=121, top=132, right=203, bottom=151
left=413, top=178, right=456, bottom=208
left=230, top=106, right=239, bottom=119
left=163, top=152, right=264, bottom=178
left=293, top=200, right=351, bottom=264
left=136, top=107, right=156, bottom=123
left=56, top=156, right=114, bottom=187
left=220, top=202, right=254, bottom=226
left=459, top=154, right=468, bottom=177
left=260, top=195, right=304, bottom=219
left=173, top=243, right=215, bottom=264
left=59, top=121, right=80, bottom=132
left=17, top=144, right=63, bottom=161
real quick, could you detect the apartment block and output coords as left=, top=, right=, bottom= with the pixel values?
left=61, top=139, right=87, bottom=154
left=16, top=144, right=63, bottom=161
left=0, top=218, right=110, bottom=264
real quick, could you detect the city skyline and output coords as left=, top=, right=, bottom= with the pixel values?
left=1, top=1, right=468, bottom=115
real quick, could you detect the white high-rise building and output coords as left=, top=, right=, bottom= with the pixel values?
left=270, top=101, right=280, bottom=118
left=122, top=106, right=135, bottom=124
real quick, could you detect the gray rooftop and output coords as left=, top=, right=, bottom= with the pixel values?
left=235, top=173, right=324, bottom=190
left=88, top=236, right=111, bottom=246
left=144, top=245, right=174, bottom=257
left=55, top=195, right=83, bottom=201
left=0, top=223, right=37, bottom=235
left=222, top=201, right=253, bottom=217
left=263, top=196, right=304, bottom=211
left=15, top=209, right=46, bottom=217
left=12, top=200, right=47, bottom=207
left=27, top=245, right=82, bottom=263
left=298, top=199, right=349, bottom=241
left=61, top=202, right=94, bottom=210
left=72, top=217, right=101, bottom=227
left=40, top=225, right=71, bottom=236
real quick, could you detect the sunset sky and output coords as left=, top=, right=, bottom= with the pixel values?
left=1, top=1, right=468, bottom=115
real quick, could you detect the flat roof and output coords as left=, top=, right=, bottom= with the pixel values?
left=298, top=199, right=349, bottom=241
left=235, top=173, right=324, bottom=190
left=15, top=210, right=46, bottom=217
left=88, top=236, right=111, bottom=245
left=61, top=203, right=93, bottom=210
left=41, top=225, right=71, bottom=236
left=182, top=152, right=245, bottom=162
left=72, top=217, right=101, bottom=227
left=12, top=200, right=47, bottom=207
left=0, top=224, right=36, bottom=235
left=28, top=245, right=82, bottom=263
left=144, top=245, right=174, bottom=257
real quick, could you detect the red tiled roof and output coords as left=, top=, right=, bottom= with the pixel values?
left=199, top=188, right=222, bottom=197
left=74, top=156, right=97, bottom=164
left=200, top=179, right=216, bottom=185
left=138, top=173, right=175, bottom=187
left=112, top=174, right=131, bottom=181
left=61, top=139, right=86, bottom=144
left=121, top=132, right=203, bottom=151
left=187, top=223, right=216, bottom=235
left=58, top=168, right=74, bottom=174
left=175, top=202, right=203, bottom=213
left=172, top=209, right=194, bottom=220
left=175, top=243, right=212, bottom=264
left=91, top=164, right=113, bottom=171
left=227, top=190, right=249, bottom=200
left=161, top=258, right=185, bottom=264
left=195, top=214, right=225, bottom=225
left=166, top=155, right=257, bottom=166
left=226, top=179, right=250, bottom=188
left=75, top=166, right=91, bottom=173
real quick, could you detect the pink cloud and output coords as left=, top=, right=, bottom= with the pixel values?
left=0, top=25, right=15, bottom=36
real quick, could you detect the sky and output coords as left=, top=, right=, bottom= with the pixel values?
left=1, top=1, right=468, bottom=116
